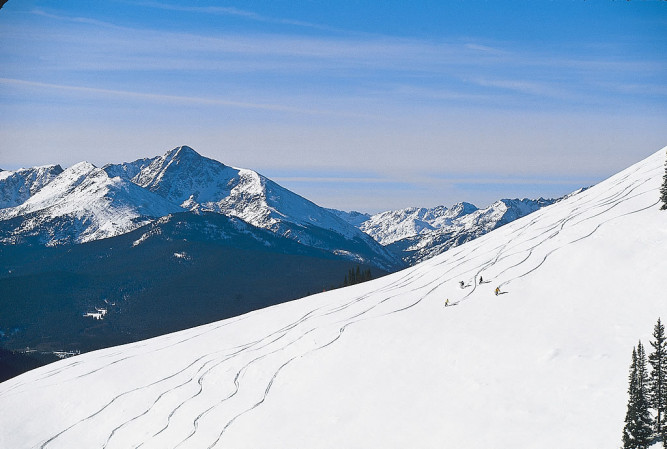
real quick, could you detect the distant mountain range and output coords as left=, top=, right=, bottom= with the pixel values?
left=0, top=145, right=572, bottom=379
left=1, top=145, right=569, bottom=268
left=0, top=146, right=397, bottom=270
left=331, top=197, right=562, bottom=265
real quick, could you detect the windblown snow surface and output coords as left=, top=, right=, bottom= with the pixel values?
left=1, top=148, right=666, bottom=449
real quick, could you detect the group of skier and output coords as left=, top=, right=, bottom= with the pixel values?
left=445, top=275, right=502, bottom=307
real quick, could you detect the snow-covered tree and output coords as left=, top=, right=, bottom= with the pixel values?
left=649, top=318, right=667, bottom=443
left=624, top=342, right=654, bottom=449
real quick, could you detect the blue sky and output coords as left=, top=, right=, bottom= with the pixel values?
left=0, top=0, right=665, bottom=212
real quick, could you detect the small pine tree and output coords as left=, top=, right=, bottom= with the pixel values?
left=649, top=318, right=667, bottom=442
left=624, top=342, right=654, bottom=448
left=638, top=342, right=655, bottom=447
left=624, top=346, right=639, bottom=449
left=661, top=151, right=667, bottom=210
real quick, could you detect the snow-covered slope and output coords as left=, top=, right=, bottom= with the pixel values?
left=0, top=162, right=183, bottom=245
left=0, top=165, right=63, bottom=209
left=1, top=148, right=664, bottom=448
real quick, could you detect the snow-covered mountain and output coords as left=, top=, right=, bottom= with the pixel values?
left=1, top=147, right=664, bottom=449
left=116, top=147, right=369, bottom=239
left=333, top=198, right=557, bottom=265
left=0, top=162, right=183, bottom=245
left=327, top=208, right=371, bottom=228
left=0, top=146, right=398, bottom=268
left=386, top=197, right=559, bottom=264
left=109, top=146, right=398, bottom=269
left=354, top=202, right=479, bottom=245
left=0, top=164, right=63, bottom=209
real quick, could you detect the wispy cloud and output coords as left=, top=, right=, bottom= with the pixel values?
left=14, top=7, right=660, bottom=93
left=13, top=11, right=458, bottom=68
left=30, top=8, right=128, bottom=31
left=464, top=43, right=508, bottom=56
left=471, top=77, right=578, bottom=101
left=121, top=0, right=344, bottom=33
left=2, top=14, right=517, bottom=90
left=0, top=77, right=374, bottom=118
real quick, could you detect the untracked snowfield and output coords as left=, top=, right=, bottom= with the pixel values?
left=1, top=148, right=665, bottom=449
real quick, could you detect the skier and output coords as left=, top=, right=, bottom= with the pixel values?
left=445, top=298, right=450, bottom=307
left=495, top=286, right=500, bottom=296
left=479, top=275, right=483, bottom=284
left=459, top=281, right=465, bottom=288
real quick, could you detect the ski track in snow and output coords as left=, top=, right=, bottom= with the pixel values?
left=2, top=154, right=662, bottom=449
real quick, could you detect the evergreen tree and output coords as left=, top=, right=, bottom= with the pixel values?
left=363, top=268, right=372, bottom=282
left=661, top=151, right=667, bottom=210
left=624, top=342, right=654, bottom=448
left=342, top=266, right=372, bottom=287
left=637, top=342, right=655, bottom=447
left=649, top=318, right=667, bottom=442
left=624, top=346, right=639, bottom=449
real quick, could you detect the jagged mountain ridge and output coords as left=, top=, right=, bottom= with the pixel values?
left=0, top=162, right=183, bottom=245
left=333, top=197, right=558, bottom=265
left=0, top=145, right=561, bottom=268
left=114, top=147, right=374, bottom=241
left=387, top=198, right=558, bottom=264
left=355, top=202, right=480, bottom=245
left=108, top=146, right=399, bottom=269
left=0, top=165, right=63, bottom=209
left=0, top=146, right=398, bottom=269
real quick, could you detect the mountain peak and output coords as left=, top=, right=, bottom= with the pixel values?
left=130, top=146, right=238, bottom=212
left=165, top=145, right=203, bottom=161
left=447, top=201, right=478, bottom=217
left=68, top=161, right=97, bottom=174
